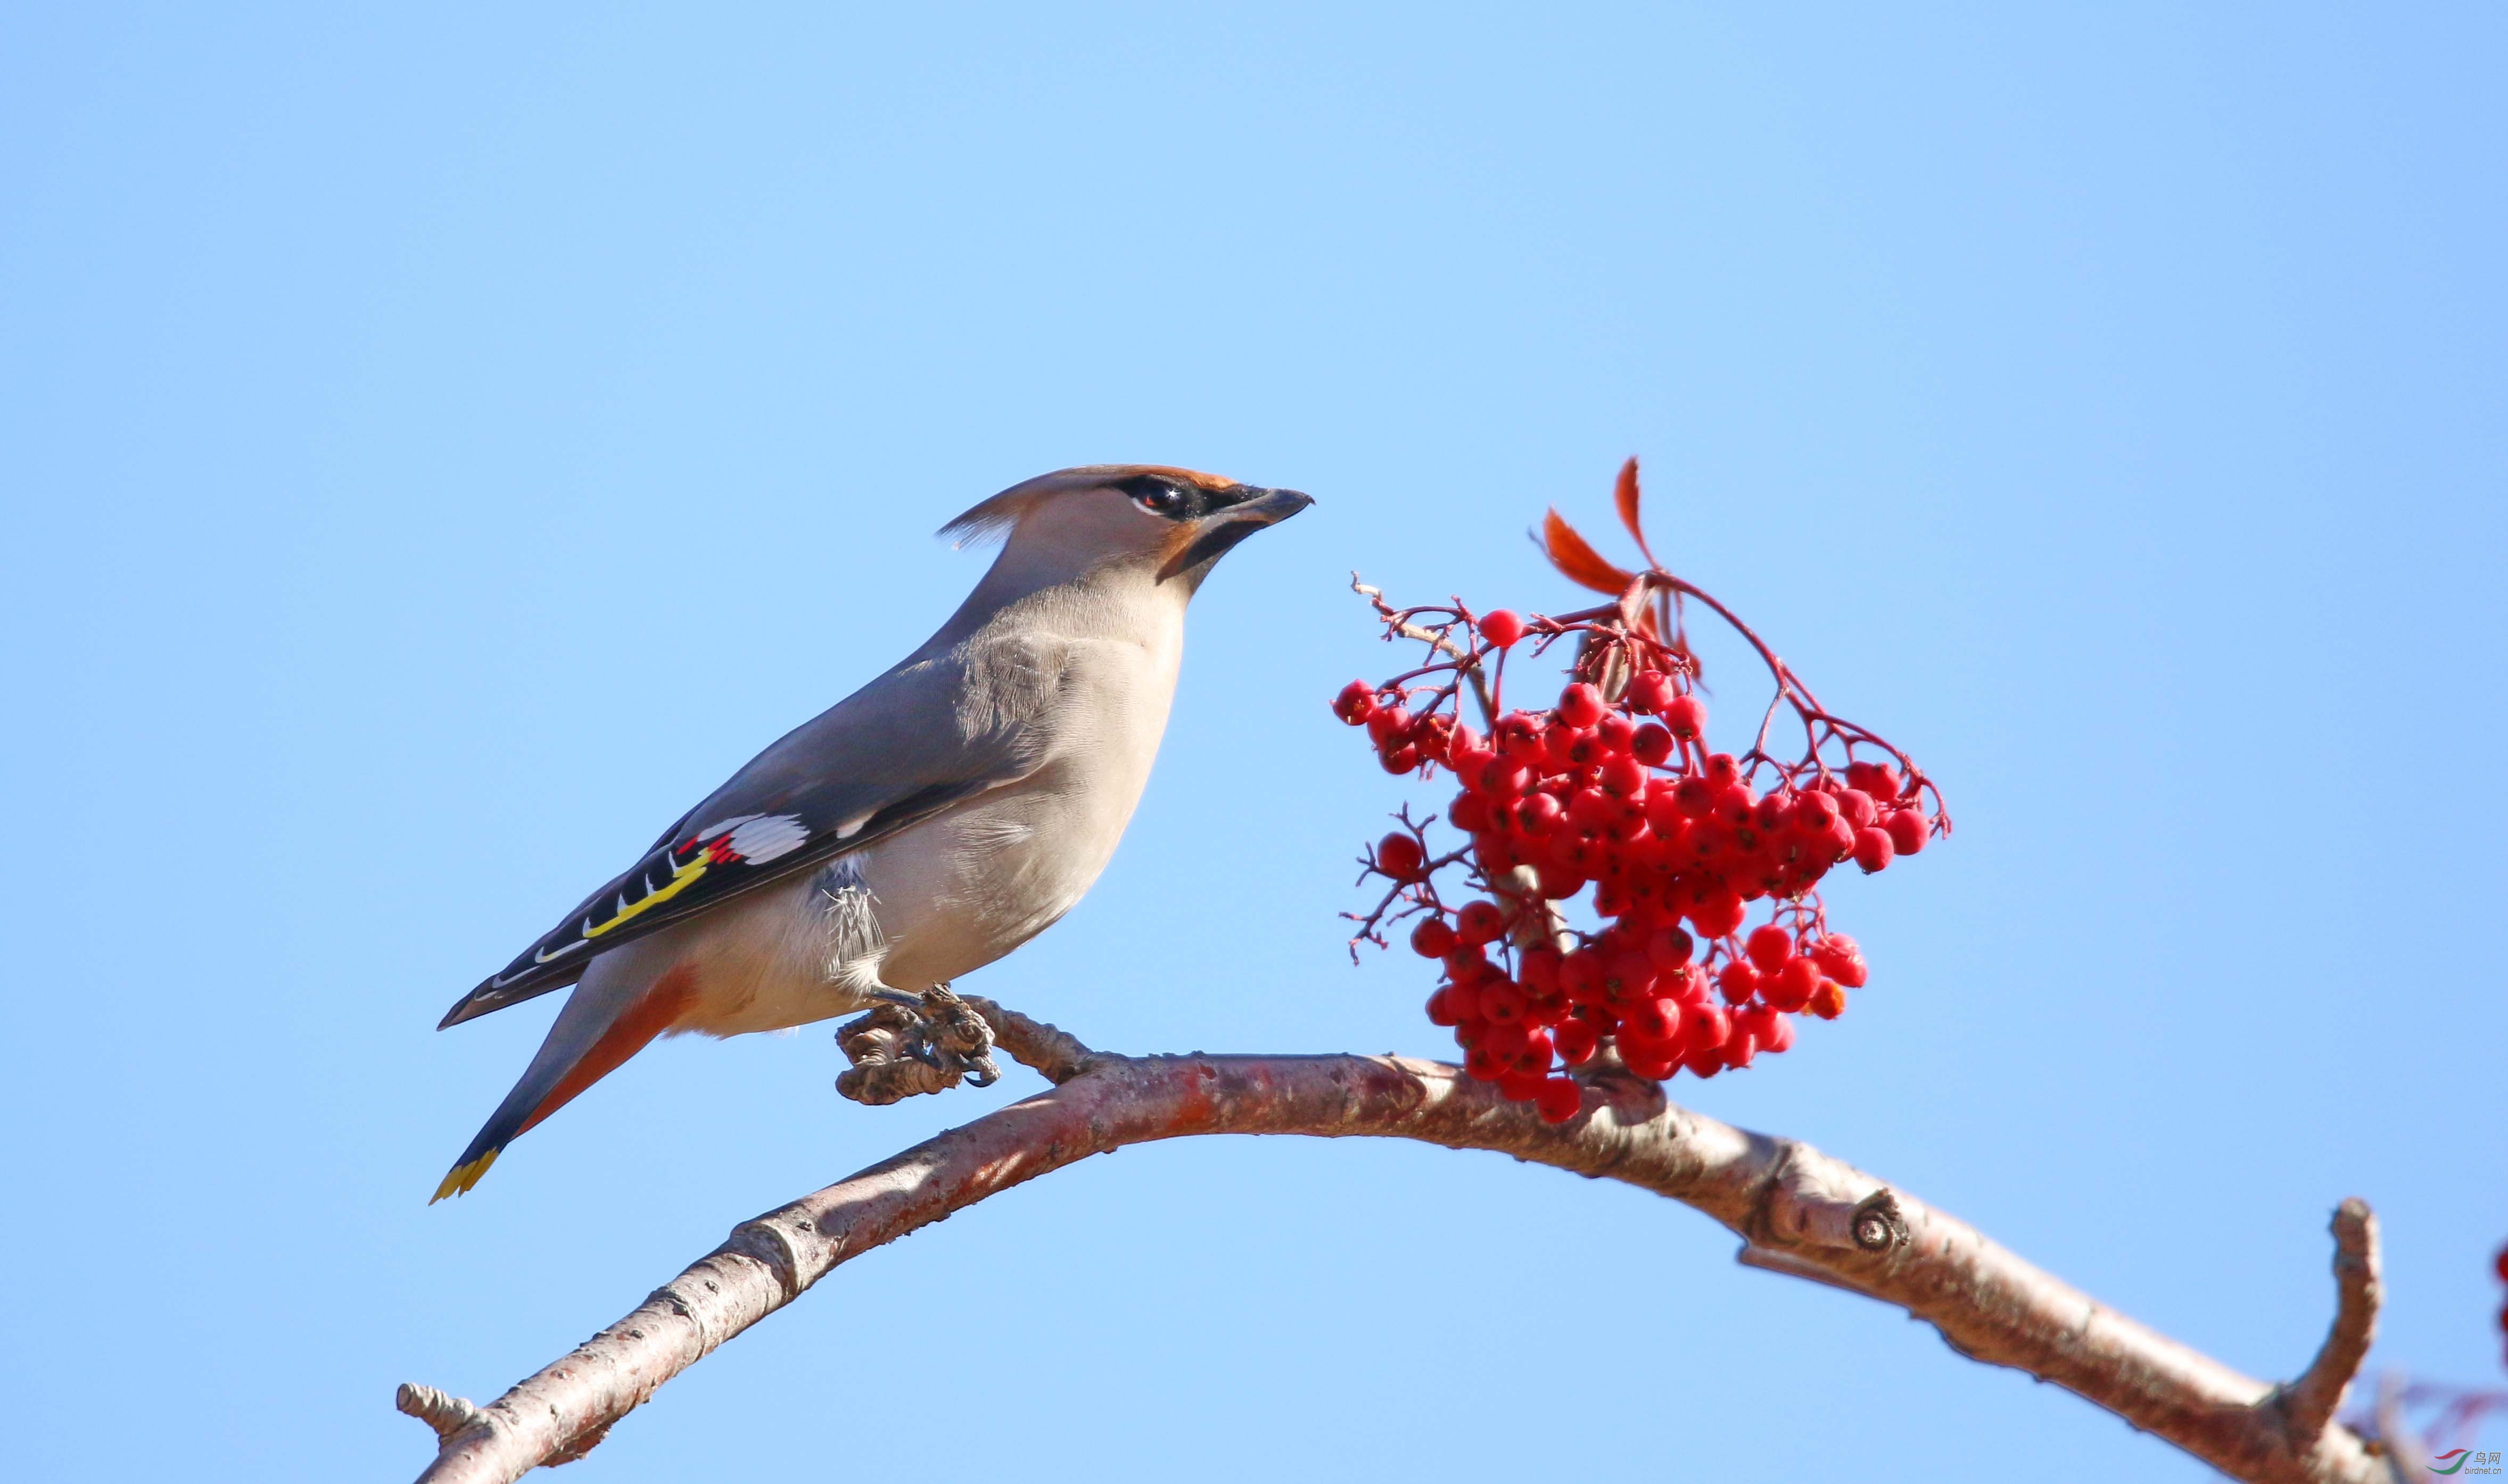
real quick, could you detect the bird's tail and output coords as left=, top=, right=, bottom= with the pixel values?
left=432, top=962, right=699, bottom=1201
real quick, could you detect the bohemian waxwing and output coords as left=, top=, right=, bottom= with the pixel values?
left=431, top=466, right=1310, bottom=1199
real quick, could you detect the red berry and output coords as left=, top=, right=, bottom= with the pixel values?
left=1761, top=1010, right=1796, bottom=1053
left=1647, top=926, right=1695, bottom=970
left=1410, top=714, right=1454, bottom=766
left=1600, top=952, right=1655, bottom=1003
left=1456, top=900, right=1507, bottom=945
left=1333, top=681, right=1376, bottom=725
left=1495, top=713, right=1545, bottom=759
left=1791, top=790, right=1840, bottom=832
left=1534, top=864, right=1586, bottom=899
left=1766, top=957, right=1822, bottom=1012
left=1852, top=826, right=1894, bottom=873
left=1620, top=995, right=1679, bottom=1043
left=1534, top=1076, right=1583, bottom=1124
left=1716, top=960, right=1761, bottom=1005
left=1449, top=792, right=1491, bottom=833
left=1627, top=671, right=1676, bottom=714
left=1686, top=1002, right=1731, bottom=1050
left=1480, top=1017, right=1529, bottom=1059
left=1663, top=694, right=1707, bottom=740
left=1425, top=987, right=1460, bottom=1026
left=1811, top=934, right=1868, bottom=988
left=1520, top=944, right=1564, bottom=994
left=1714, top=781, right=1756, bottom=827
left=1594, top=711, right=1637, bottom=753
left=1365, top=705, right=1408, bottom=747
left=1379, top=743, right=1420, bottom=775
left=1631, top=722, right=1674, bottom=766
left=1835, top=787, right=1878, bottom=828
left=1471, top=759, right=1531, bottom=797
left=1498, top=1069, right=1549, bottom=1103
left=1885, top=809, right=1929, bottom=856
left=2495, top=1246, right=2508, bottom=1284
left=1558, top=682, right=1607, bottom=728
left=1544, top=725, right=1600, bottom=770
left=1475, top=831, right=1519, bottom=872
left=1723, top=1027, right=1759, bottom=1070
left=1599, top=754, right=1647, bottom=801
left=1554, top=1017, right=1599, bottom=1065
left=1808, top=981, right=1848, bottom=1019
left=1687, top=891, right=1746, bottom=939
left=1563, top=786, right=1614, bottom=832
left=1465, top=1046, right=1504, bottom=1082
left=1480, top=978, right=1529, bottom=1024
left=1557, top=949, right=1603, bottom=1003
left=1409, top=917, right=1456, bottom=958
left=1509, top=1026, right=1555, bottom=1075
left=1745, top=925, right=1794, bottom=974
left=1377, top=832, right=1426, bottom=880
left=1480, top=609, right=1527, bottom=648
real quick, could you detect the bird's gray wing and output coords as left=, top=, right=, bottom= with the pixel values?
left=439, top=639, right=1059, bottom=1029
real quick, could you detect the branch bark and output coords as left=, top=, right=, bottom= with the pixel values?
left=402, top=1004, right=2388, bottom=1484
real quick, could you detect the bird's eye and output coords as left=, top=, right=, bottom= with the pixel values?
left=1134, top=484, right=1184, bottom=514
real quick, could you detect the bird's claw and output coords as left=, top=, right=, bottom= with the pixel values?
left=833, top=984, right=1000, bottom=1106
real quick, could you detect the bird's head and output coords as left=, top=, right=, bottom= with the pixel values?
left=940, top=465, right=1313, bottom=592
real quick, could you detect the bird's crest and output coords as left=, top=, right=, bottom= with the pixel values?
left=939, top=464, right=1235, bottom=547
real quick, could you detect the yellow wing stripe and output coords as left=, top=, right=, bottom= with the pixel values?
left=582, top=853, right=712, bottom=941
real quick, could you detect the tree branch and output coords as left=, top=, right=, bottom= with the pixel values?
left=402, top=1004, right=2388, bottom=1484
left=2275, top=1199, right=2382, bottom=1444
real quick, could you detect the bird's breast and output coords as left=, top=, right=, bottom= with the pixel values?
left=864, top=630, right=1180, bottom=990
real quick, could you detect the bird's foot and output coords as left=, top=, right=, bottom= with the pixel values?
left=835, top=984, right=1001, bottom=1105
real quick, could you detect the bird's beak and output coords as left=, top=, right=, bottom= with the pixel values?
left=1157, top=487, right=1315, bottom=580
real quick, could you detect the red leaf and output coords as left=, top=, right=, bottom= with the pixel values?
left=1614, top=457, right=1659, bottom=567
left=1542, top=509, right=1635, bottom=596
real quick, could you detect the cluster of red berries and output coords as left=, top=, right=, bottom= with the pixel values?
left=2495, top=1242, right=2508, bottom=1369
left=1338, top=466, right=1944, bottom=1123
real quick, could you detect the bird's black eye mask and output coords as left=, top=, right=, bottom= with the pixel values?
left=1118, top=474, right=1248, bottom=522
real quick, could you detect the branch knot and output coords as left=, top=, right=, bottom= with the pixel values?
left=1851, top=1189, right=1909, bottom=1253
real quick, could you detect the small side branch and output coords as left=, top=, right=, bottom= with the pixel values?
left=402, top=1038, right=2391, bottom=1484
left=396, top=1383, right=482, bottom=1444
left=2277, top=1198, right=2382, bottom=1444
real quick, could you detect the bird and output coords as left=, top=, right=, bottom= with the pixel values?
left=431, top=466, right=1311, bottom=1200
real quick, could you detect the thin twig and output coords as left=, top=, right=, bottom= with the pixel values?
left=2276, top=1199, right=2382, bottom=1443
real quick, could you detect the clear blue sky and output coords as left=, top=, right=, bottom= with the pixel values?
left=5, top=5, right=2502, bottom=1480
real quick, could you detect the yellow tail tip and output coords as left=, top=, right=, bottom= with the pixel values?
left=431, top=1149, right=500, bottom=1204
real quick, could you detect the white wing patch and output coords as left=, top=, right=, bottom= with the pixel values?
left=726, top=813, right=808, bottom=863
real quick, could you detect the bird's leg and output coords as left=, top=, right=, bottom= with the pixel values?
left=833, top=983, right=1000, bottom=1105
